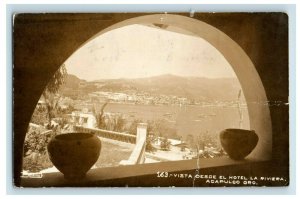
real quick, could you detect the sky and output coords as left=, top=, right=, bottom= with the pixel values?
left=64, top=24, right=236, bottom=81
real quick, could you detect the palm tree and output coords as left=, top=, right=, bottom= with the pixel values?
left=92, top=101, right=109, bottom=129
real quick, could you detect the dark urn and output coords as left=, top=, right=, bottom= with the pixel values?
left=219, top=129, right=259, bottom=160
left=47, top=132, right=101, bottom=180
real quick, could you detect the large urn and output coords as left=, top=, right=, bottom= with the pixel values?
left=47, top=132, right=101, bottom=180
left=219, top=129, right=259, bottom=160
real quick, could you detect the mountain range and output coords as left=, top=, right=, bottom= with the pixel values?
left=60, top=74, right=244, bottom=101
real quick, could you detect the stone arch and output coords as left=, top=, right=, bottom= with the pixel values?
left=63, top=14, right=271, bottom=160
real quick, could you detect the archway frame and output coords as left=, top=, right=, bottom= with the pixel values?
left=62, top=14, right=272, bottom=160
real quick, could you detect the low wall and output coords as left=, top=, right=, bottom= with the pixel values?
left=74, top=124, right=147, bottom=166
left=73, top=126, right=136, bottom=144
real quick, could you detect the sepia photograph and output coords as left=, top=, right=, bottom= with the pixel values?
left=13, top=12, right=289, bottom=187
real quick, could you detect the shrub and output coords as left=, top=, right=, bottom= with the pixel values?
left=30, top=106, right=48, bottom=125
left=145, top=136, right=157, bottom=153
left=23, top=125, right=55, bottom=172
left=160, top=137, right=171, bottom=151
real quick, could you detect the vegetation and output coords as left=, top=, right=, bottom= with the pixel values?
left=145, top=137, right=157, bottom=153
left=23, top=153, right=53, bottom=173
left=184, top=131, right=226, bottom=159
left=44, top=95, right=62, bottom=123
left=185, top=131, right=220, bottom=150
left=30, top=106, right=49, bottom=125
left=127, top=119, right=143, bottom=135
left=44, top=64, right=68, bottom=94
left=92, top=101, right=108, bottom=129
left=41, top=64, right=68, bottom=123
left=106, top=114, right=127, bottom=132
left=160, top=137, right=171, bottom=151
left=24, top=64, right=68, bottom=172
left=23, top=125, right=55, bottom=172
left=146, top=119, right=180, bottom=140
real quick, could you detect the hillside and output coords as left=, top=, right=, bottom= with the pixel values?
left=60, top=74, right=244, bottom=101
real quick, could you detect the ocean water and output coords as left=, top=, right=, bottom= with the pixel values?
left=96, top=103, right=250, bottom=139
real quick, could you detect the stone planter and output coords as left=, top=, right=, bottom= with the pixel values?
left=47, top=132, right=101, bottom=180
left=219, top=129, right=259, bottom=160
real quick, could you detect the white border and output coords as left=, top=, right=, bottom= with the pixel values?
left=2, top=1, right=298, bottom=197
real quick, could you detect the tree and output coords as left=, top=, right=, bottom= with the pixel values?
left=160, top=137, right=171, bottom=151
left=145, top=137, right=156, bottom=153
left=41, top=64, right=68, bottom=124
left=44, top=64, right=68, bottom=94
left=110, top=114, right=126, bottom=132
left=44, top=94, right=61, bottom=124
left=92, top=101, right=108, bottom=129
left=31, top=105, right=48, bottom=125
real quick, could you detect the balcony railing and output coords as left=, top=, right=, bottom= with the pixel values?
left=74, top=123, right=148, bottom=166
left=74, top=125, right=136, bottom=144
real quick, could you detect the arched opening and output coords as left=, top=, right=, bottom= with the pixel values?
left=22, top=14, right=272, bottom=175
left=15, top=13, right=289, bottom=188
left=74, top=14, right=272, bottom=160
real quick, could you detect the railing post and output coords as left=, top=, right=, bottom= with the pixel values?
left=136, top=123, right=147, bottom=144
left=119, top=123, right=148, bottom=166
left=136, top=123, right=147, bottom=164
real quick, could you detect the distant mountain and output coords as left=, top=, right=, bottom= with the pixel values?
left=60, top=74, right=244, bottom=101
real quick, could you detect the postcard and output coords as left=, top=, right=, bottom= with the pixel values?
left=13, top=12, right=289, bottom=187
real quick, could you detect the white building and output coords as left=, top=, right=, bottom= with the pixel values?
left=71, top=112, right=97, bottom=128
